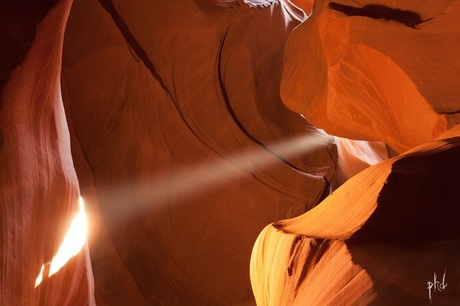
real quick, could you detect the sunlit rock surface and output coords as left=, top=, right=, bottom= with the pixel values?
left=3, top=0, right=459, bottom=304
left=251, top=0, right=460, bottom=303
left=62, top=0, right=337, bottom=304
left=0, top=0, right=94, bottom=304
left=331, top=137, right=388, bottom=189
left=281, top=0, right=460, bottom=153
left=251, top=132, right=460, bottom=305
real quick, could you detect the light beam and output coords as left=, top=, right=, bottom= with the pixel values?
left=35, top=196, right=87, bottom=287
left=101, top=132, right=333, bottom=220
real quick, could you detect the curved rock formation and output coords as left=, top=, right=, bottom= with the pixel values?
left=0, top=0, right=95, bottom=304
left=251, top=0, right=460, bottom=304
left=61, top=0, right=336, bottom=304
left=281, top=0, right=460, bottom=153
left=3, top=0, right=459, bottom=304
left=251, top=132, right=460, bottom=305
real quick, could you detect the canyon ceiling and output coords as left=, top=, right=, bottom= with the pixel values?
left=1, top=0, right=459, bottom=305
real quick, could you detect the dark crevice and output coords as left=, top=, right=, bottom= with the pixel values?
left=97, top=0, right=222, bottom=156
left=295, top=239, right=330, bottom=293
left=438, top=109, right=460, bottom=115
left=97, top=0, right=172, bottom=98
left=287, top=235, right=304, bottom=276
left=329, top=3, right=430, bottom=28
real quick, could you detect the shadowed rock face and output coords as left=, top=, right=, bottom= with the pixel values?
left=0, top=0, right=95, bottom=304
left=346, top=138, right=460, bottom=304
left=2, top=0, right=459, bottom=305
left=62, top=0, right=336, bottom=304
left=0, top=0, right=59, bottom=93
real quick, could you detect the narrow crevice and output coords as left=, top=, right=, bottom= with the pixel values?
left=97, top=0, right=222, bottom=156
left=97, top=0, right=173, bottom=98
left=438, top=109, right=460, bottom=115
left=329, top=3, right=430, bottom=28
left=295, top=239, right=329, bottom=293
left=287, top=235, right=304, bottom=276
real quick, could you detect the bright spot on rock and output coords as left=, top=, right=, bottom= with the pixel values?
left=34, top=264, right=45, bottom=288
left=334, top=136, right=388, bottom=166
left=35, top=196, right=87, bottom=287
left=243, top=0, right=307, bottom=27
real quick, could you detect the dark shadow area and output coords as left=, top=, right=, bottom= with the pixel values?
left=347, top=138, right=460, bottom=304
left=0, top=0, right=59, bottom=98
left=329, top=3, right=428, bottom=28
left=348, top=240, right=460, bottom=305
left=349, top=138, right=460, bottom=246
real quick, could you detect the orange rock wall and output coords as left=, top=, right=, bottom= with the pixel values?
left=252, top=0, right=460, bottom=304
left=62, top=0, right=336, bottom=304
left=0, top=0, right=94, bottom=304
left=2, top=0, right=460, bottom=305
left=281, top=0, right=460, bottom=153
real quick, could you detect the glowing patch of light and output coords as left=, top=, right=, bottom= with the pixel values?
left=316, top=128, right=329, bottom=136
left=334, top=137, right=388, bottom=166
left=35, top=196, right=87, bottom=287
left=34, top=265, right=45, bottom=288
left=243, top=0, right=307, bottom=28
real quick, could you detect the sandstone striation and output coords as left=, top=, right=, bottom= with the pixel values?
left=62, top=0, right=336, bottom=304
left=252, top=0, right=460, bottom=304
left=0, top=0, right=95, bottom=304
left=281, top=0, right=460, bottom=153
left=2, top=0, right=459, bottom=304
left=251, top=132, right=460, bottom=305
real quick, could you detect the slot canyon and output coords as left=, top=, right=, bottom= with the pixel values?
left=1, top=0, right=459, bottom=305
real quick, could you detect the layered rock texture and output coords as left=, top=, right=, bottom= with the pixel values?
left=1, top=0, right=459, bottom=305
left=282, top=0, right=460, bottom=153
left=0, top=0, right=94, bottom=304
left=251, top=0, right=460, bottom=305
left=251, top=133, right=460, bottom=305
left=62, top=0, right=336, bottom=305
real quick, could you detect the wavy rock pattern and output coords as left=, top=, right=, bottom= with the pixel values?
left=0, top=0, right=95, bottom=304
left=281, top=0, right=460, bottom=153
left=62, top=0, right=336, bottom=305
left=3, top=0, right=459, bottom=305
left=252, top=0, right=460, bottom=303
left=251, top=133, right=460, bottom=305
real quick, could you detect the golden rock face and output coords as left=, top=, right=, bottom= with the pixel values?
left=254, top=1, right=460, bottom=305
left=281, top=0, right=460, bottom=153
left=1, top=1, right=459, bottom=305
